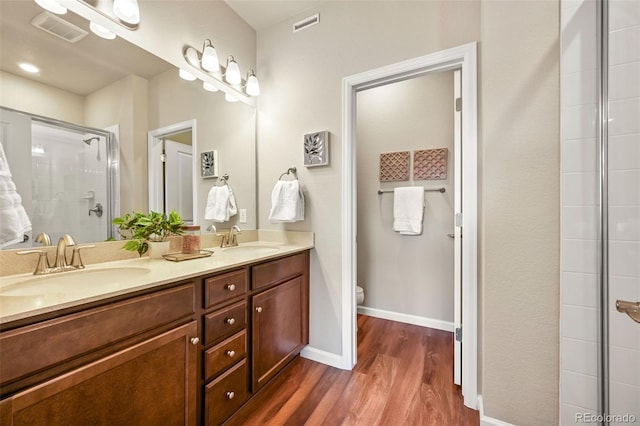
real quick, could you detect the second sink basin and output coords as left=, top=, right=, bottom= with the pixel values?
left=0, top=267, right=151, bottom=297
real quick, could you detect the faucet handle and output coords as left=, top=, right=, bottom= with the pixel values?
left=206, top=224, right=217, bottom=233
left=70, top=244, right=96, bottom=269
left=17, top=250, right=51, bottom=275
left=35, top=233, right=52, bottom=246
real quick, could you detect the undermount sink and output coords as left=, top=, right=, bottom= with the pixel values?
left=222, top=245, right=281, bottom=254
left=0, top=267, right=151, bottom=298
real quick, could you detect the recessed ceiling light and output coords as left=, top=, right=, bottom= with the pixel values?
left=19, top=63, right=40, bottom=74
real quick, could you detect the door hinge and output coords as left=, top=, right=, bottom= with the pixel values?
left=455, top=213, right=463, bottom=227
left=455, top=327, right=462, bottom=342
left=455, top=97, right=462, bottom=112
left=160, top=153, right=167, bottom=163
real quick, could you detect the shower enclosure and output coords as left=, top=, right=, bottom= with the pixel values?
left=560, top=0, right=639, bottom=424
left=0, top=107, right=118, bottom=248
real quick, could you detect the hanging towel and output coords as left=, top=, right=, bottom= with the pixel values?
left=269, top=180, right=305, bottom=223
left=393, top=187, right=424, bottom=236
left=204, top=185, right=238, bottom=222
left=0, top=141, right=31, bottom=248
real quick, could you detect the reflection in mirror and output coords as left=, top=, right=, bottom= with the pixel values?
left=0, top=0, right=257, bottom=250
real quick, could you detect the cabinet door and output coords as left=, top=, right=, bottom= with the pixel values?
left=1, top=321, right=198, bottom=426
left=252, top=276, right=306, bottom=391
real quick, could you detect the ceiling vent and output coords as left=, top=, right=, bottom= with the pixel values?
left=31, top=12, right=88, bottom=43
left=293, top=14, right=319, bottom=33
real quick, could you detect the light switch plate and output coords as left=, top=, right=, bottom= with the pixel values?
left=239, top=209, right=247, bottom=223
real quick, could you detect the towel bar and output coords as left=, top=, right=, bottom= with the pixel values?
left=278, top=167, right=297, bottom=180
left=377, top=187, right=445, bottom=194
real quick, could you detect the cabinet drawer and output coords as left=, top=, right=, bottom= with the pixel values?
left=0, top=284, right=195, bottom=387
left=204, top=301, right=246, bottom=345
left=252, top=252, right=308, bottom=290
left=204, top=269, right=247, bottom=308
left=205, top=359, right=249, bottom=426
left=204, top=330, right=247, bottom=381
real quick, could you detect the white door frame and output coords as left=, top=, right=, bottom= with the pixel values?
left=148, top=119, right=197, bottom=223
left=341, top=42, right=478, bottom=409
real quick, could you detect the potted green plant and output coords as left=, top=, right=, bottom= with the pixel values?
left=113, top=210, right=184, bottom=257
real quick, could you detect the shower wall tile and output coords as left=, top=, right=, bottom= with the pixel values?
left=561, top=403, right=597, bottom=425
left=609, top=61, right=640, bottom=100
left=562, top=239, right=599, bottom=274
left=609, top=98, right=640, bottom=136
left=609, top=25, right=640, bottom=65
left=608, top=170, right=640, bottom=205
left=562, top=272, right=599, bottom=308
left=562, top=138, right=597, bottom=172
left=609, top=134, right=640, bottom=171
left=562, top=70, right=597, bottom=107
left=609, top=206, right=640, bottom=242
left=610, top=382, right=640, bottom=420
left=609, top=0, right=640, bottom=31
left=562, top=172, right=599, bottom=205
left=562, top=305, right=599, bottom=341
left=609, top=276, right=640, bottom=310
left=609, top=304, right=640, bottom=350
left=561, top=371, right=599, bottom=409
left=609, top=242, right=640, bottom=278
left=562, top=338, right=598, bottom=376
left=609, top=345, right=640, bottom=387
left=562, top=206, right=598, bottom=239
left=562, top=104, right=597, bottom=140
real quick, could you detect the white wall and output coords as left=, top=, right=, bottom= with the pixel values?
left=356, top=71, right=455, bottom=323
left=256, top=1, right=560, bottom=424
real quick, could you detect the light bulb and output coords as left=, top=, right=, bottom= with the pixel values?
left=224, top=56, right=241, bottom=85
left=90, top=22, right=116, bottom=40
left=201, top=40, right=220, bottom=73
left=203, top=81, right=219, bottom=92
left=245, top=72, right=260, bottom=96
left=18, top=62, right=39, bottom=74
left=34, top=0, right=66, bottom=14
left=113, top=0, right=140, bottom=25
left=185, top=47, right=199, bottom=67
left=179, top=69, right=196, bottom=81
left=225, top=93, right=238, bottom=102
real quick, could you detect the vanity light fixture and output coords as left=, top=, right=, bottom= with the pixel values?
left=112, top=0, right=140, bottom=25
left=203, top=81, right=219, bottom=92
left=245, top=70, right=260, bottom=97
left=224, top=56, right=241, bottom=85
left=179, top=69, right=197, bottom=81
left=201, top=40, right=220, bottom=73
left=34, top=0, right=67, bottom=15
left=185, top=47, right=200, bottom=67
left=225, top=93, right=239, bottom=103
left=19, top=62, right=40, bottom=74
left=89, top=22, right=116, bottom=39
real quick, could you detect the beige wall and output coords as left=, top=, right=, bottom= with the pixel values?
left=0, top=71, right=84, bottom=123
left=356, top=71, right=455, bottom=322
left=256, top=0, right=560, bottom=424
left=148, top=68, right=257, bottom=229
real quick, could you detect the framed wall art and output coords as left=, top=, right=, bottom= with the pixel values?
left=200, top=150, right=219, bottom=178
left=303, top=131, right=329, bottom=167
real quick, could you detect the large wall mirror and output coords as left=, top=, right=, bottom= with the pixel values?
left=0, top=1, right=256, bottom=250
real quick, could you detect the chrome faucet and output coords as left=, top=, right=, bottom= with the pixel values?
left=219, top=225, right=242, bottom=248
left=18, top=233, right=95, bottom=275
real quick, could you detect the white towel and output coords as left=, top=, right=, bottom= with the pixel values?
left=269, top=180, right=305, bottom=223
left=204, top=185, right=237, bottom=222
left=393, top=187, right=424, bottom=236
left=0, top=141, right=31, bottom=247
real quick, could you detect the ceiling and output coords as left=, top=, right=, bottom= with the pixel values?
left=224, top=0, right=324, bottom=31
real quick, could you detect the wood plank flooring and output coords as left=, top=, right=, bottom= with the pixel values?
left=228, top=315, right=480, bottom=426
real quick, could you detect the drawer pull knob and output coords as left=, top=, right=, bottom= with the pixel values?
left=226, top=391, right=235, bottom=400
left=255, top=306, right=263, bottom=313
left=226, top=284, right=236, bottom=291
left=190, top=337, right=200, bottom=345
left=226, top=350, right=236, bottom=357
left=225, top=317, right=236, bottom=325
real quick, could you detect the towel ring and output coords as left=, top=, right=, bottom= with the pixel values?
left=217, top=173, right=229, bottom=186
left=278, top=167, right=297, bottom=181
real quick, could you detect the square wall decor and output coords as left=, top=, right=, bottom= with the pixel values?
left=414, top=148, right=448, bottom=180
left=304, top=131, right=329, bottom=167
left=379, top=151, right=410, bottom=182
left=200, top=150, right=218, bottom=178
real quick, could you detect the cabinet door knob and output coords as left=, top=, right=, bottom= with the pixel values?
left=225, top=317, right=236, bottom=325
left=190, top=337, right=200, bottom=345
left=255, top=306, right=263, bottom=313
left=226, top=350, right=236, bottom=357
left=226, top=391, right=235, bottom=400
left=226, top=283, right=236, bottom=291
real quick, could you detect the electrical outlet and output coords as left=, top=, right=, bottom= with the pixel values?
left=239, top=209, right=247, bottom=223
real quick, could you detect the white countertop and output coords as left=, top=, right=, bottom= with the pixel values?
left=0, top=239, right=313, bottom=325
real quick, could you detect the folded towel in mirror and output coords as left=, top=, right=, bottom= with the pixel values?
left=204, top=185, right=237, bottom=222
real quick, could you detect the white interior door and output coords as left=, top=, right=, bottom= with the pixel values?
left=164, top=139, right=193, bottom=223
left=453, top=69, right=462, bottom=386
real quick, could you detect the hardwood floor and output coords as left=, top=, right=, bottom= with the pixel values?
left=227, top=315, right=480, bottom=426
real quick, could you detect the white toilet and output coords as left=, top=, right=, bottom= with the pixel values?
left=356, top=286, right=365, bottom=305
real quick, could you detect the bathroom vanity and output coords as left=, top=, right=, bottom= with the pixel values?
left=0, top=240, right=311, bottom=425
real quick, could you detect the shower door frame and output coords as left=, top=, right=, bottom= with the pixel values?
left=340, top=42, right=479, bottom=409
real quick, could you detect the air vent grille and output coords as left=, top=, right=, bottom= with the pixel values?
left=293, top=14, right=320, bottom=33
left=31, top=12, right=88, bottom=43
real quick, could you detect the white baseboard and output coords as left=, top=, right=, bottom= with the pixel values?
left=478, top=395, right=515, bottom=426
left=357, top=306, right=454, bottom=333
left=300, top=346, right=346, bottom=370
